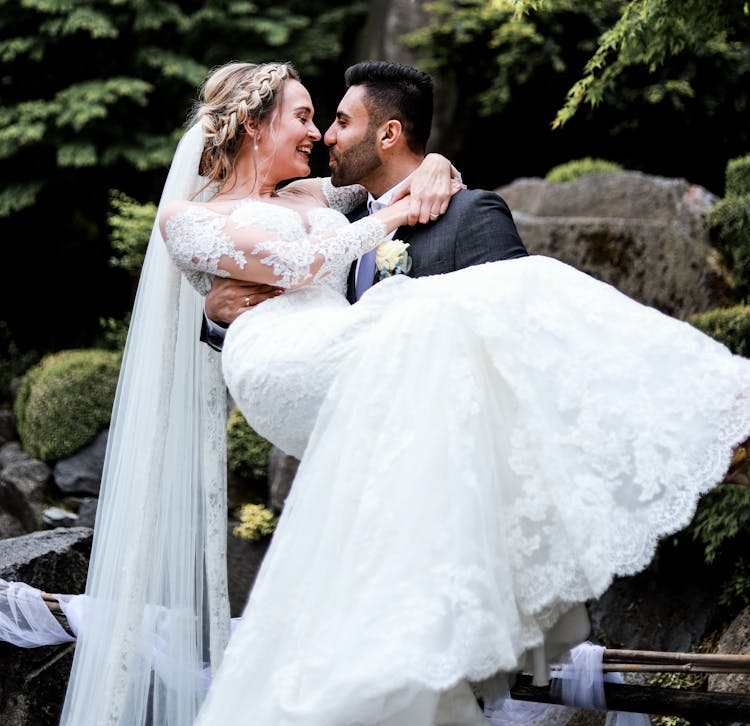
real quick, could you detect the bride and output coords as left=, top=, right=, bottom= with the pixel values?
left=63, top=60, right=750, bottom=726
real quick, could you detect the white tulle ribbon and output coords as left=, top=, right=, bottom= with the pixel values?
left=1, top=579, right=244, bottom=699
left=0, top=579, right=75, bottom=647
left=483, top=642, right=651, bottom=725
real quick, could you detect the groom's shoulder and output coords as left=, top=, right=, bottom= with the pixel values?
left=446, top=187, right=513, bottom=217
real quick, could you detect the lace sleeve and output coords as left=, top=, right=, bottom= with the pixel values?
left=163, top=203, right=386, bottom=289
left=320, top=178, right=368, bottom=213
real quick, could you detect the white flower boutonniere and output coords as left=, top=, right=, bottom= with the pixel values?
left=375, top=238, right=412, bottom=280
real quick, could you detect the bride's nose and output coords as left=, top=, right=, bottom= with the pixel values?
left=309, top=124, right=322, bottom=141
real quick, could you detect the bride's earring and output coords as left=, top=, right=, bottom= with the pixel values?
left=254, top=136, right=259, bottom=152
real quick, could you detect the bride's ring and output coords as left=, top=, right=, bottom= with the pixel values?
left=243, top=296, right=251, bottom=307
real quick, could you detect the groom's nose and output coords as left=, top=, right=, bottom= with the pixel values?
left=323, top=125, right=336, bottom=147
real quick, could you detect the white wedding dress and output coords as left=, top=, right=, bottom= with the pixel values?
left=163, top=183, right=750, bottom=726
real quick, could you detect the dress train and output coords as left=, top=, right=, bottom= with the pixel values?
left=198, top=256, right=750, bottom=725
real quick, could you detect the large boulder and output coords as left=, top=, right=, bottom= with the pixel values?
left=496, top=171, right=731, bottom=318
left=0, top=527, right=92, bottom=726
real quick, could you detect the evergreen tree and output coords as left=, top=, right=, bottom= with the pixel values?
left=0, top=0, right=364, bottom=351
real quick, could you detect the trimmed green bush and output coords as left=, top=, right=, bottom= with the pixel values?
left=545, top=157, right=622, bottom=184
left=706, top=196, right=750, bottom=294
left=726, top=154, right=750, bottom=199
left=14, top=349, right=121, bottom=461
left=688, top=305, right=750, bottom=356
left=227, top=407, right=272, bottom=483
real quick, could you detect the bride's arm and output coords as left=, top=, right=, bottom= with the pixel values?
left=160, top=199, right=408, bottom=290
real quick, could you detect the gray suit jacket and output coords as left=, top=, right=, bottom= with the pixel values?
left=346, top=188, right=528, bottom=303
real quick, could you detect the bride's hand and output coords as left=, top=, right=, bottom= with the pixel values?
left=390, top=153, right=466, bottom=225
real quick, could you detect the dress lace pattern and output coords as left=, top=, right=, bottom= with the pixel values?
left=165, top=198, right=750, bottom=726
left=164, top=195, right=384, bottom=293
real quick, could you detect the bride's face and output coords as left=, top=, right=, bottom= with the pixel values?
left=260, top=79, right=321, bottom=180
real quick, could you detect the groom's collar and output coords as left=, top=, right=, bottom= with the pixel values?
left=367, top=177, right=410, bottom=212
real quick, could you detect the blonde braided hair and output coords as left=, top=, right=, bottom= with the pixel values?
left=191, top=61, right=300, bottom=189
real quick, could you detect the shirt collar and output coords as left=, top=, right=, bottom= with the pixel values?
left=367, top=178, right=409, bottom=213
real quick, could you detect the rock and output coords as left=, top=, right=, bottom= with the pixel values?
left=42, top=506, right=78, bottom=528
left=0, top=456, right=52, bottom=532
left=0, top=527, right=92, bottom=592
left=0, top=409, right=16, bottom=445
left=73, top=497, right=98, bottom=528
left=0, top=527, right=92, bottom=726
left=0, top=641, right=76, bottom=726
left=53, top=429, right=107, bottom=496
left=496, top=171, right=730, bottom=318
left=587, top=560, right=721, bottom=654
left=0, top=511, right=24, bottom=540
left=0, top=441, right=25, bottom=471
left=708, top=605, right=750, bottom=695
left=268, top=446, right=300, bottom=513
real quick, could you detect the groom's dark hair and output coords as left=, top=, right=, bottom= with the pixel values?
left=344, top=60, right=434, bottom=155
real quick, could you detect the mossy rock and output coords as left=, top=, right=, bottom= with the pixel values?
left=688, top=305, right=750, bottom=357
left=14, top=349, right=121, bottom=462
left=726, top=153, right=750, bottom=199
left=227, top=407, right=272, bottom=483
left=545, top=157, right=623, bottom=184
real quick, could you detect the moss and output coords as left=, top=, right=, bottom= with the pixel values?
left=226, top=407, right=272, bottom=483
left=545, top=157, right=622, bottom=184
left=14, top=349, right=121, bottom=461
left=688, top=304, right=750, bottom=356
left=726, top=153, right=750, bottom=199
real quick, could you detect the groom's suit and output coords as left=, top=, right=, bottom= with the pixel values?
left=201, top=188, right=528, bottom=349
left=345, top=188, right=528, bottom=303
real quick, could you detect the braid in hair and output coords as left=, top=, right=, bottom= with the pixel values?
left=191, top=61, right=300, bottom=189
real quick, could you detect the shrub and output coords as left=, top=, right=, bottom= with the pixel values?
left=232, top=502, right=278, bottom=541
left=226, top=407, right=272, bottom=483
left=726, top=153, right=750, bottom=199
left=108, top=190, right=157, bottom=277
left=545, top=157, right=622, bottom=184
left=707, top=154, right=750, bottom=294
left=688, top=304, right=750, bottom=356
left=706, top=197, right=750, bottom=295
left=15, top=349, right=121, bottom=461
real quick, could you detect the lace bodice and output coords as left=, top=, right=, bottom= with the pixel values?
left=163, top=180, right=376, bottom=296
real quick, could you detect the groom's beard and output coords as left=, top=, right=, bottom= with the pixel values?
left=329, top=133, right=381, bottom=187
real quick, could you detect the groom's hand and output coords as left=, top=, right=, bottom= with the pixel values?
left=205, top=277, right=283, bottom=325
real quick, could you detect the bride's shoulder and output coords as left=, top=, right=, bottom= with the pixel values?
left=277, top=178, right=327, bottom=206
left=159, top=200, right=226, bottom=238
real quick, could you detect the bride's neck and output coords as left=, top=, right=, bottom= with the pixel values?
left=218, top=152, right=280, bottom=200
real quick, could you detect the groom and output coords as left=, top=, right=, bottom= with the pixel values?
left=201, top=60, right=528, bottom=346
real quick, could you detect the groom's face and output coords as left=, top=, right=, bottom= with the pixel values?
left=324, top=85, right=382, bottom=188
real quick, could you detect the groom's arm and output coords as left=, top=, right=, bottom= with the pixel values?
left=202, top=278, right=283, bottom=351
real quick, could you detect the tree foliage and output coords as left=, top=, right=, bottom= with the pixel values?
left=0, top=0, right=365, bottom=350
left=511, top=0, right=750, bottom=127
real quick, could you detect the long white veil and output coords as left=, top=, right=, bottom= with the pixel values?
left=60, top=124, right=231, bottom=725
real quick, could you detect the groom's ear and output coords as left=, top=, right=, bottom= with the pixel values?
left=379, top=120, right=402, bottom=151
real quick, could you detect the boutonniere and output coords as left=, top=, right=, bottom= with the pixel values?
left=375, top=238, right=412, bottom=279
